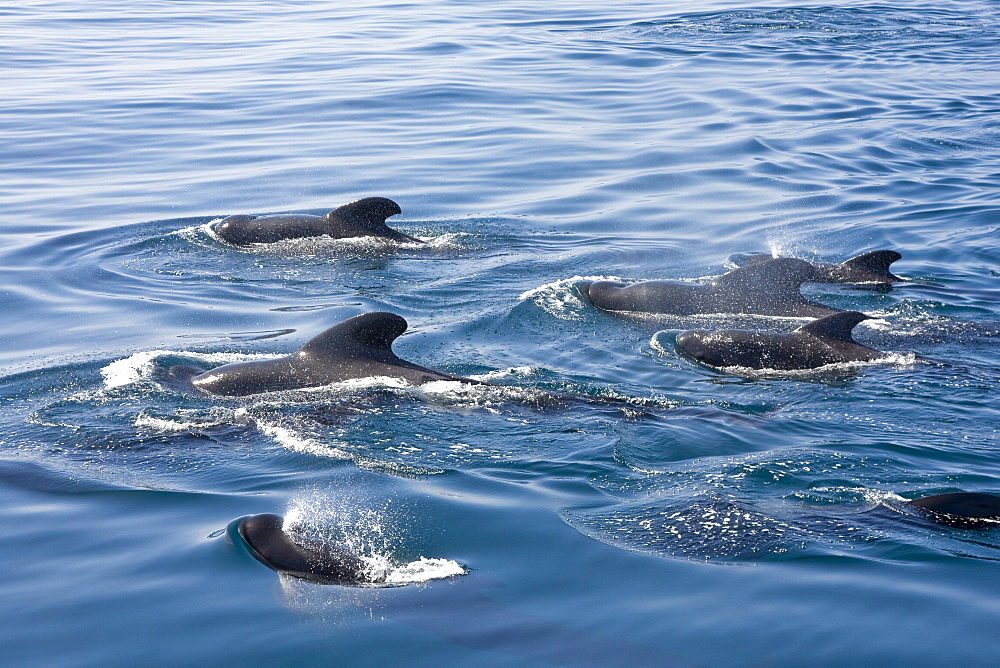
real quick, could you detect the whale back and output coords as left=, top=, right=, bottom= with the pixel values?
left=708, top=258, right=836, bottom=316
left=581, top=280, right=702, bottom=314
left=910, top=493, right=1000, bottom=528
left=676, top=309, right=884, bottom=370
left=712, top=257, right=816, bottom=293
left=214, top=213, right=329, bottom=245
left=675, top=327, right=839, bottom=370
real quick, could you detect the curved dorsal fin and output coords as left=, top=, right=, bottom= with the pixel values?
left=840, top=250, right=901, bottom=275
left=798, top=311, right=869, bottom=341
left=299, top=312, right=408, bottom=355
left=327, top=197, right=402, bottom=230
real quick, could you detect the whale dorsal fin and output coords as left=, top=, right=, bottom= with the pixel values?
left=840, top=250, right=901, bottom=277
left=327, top=197, right=402, bottom=231
left=798, top=311, right=869, bottom=342
left=299, top=312, right=408, bottom=357
left=712, top=257, right=818, bottom=297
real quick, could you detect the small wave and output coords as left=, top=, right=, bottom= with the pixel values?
left=564, top=495, right=808, bottom=561
left=608, top=7, right=979, bottom=48
left=418, top=373, right=553, bottom=411
left=173, top=222, right=221, bottom=246
left=519, top=275, right=622, bottom=320
left=101, top=350, right=276, bottom=389
left=253, top=417, right=352, bottom=460
left=133, top=410, right=236, bottom=433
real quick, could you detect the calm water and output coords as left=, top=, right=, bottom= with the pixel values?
left=2, top=1, right=999, bottom=665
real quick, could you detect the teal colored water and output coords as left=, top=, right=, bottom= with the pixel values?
left=2, top=1, right=999, bottom=665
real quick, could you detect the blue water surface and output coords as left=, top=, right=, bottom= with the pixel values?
left=2, top=1, right=999, bottom=665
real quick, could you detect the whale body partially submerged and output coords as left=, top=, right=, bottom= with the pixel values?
left=675, top=311, right=885, bottom=371
left=214, top=197, right=422, bottom=245
left=166, top=312, right=475, bottom=396
left=909, top=492, right=1000, bottom=528
left=737, top=250, right=903, bottom=284
left=579, top=258, right=842, bottom=318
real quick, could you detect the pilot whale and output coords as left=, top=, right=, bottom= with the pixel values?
left=213, top=197, right=422, bottom=245
left=237, top=513, right=379, bottom=584
left=165, top=312, right=475, bottom=396
left=675, top=311, right=885, bottom=371
left=579, top=258, right=842, bottom=318
left=737, top=250, right=902, bottom=284
left=909, top=492, right=1000, bottom=529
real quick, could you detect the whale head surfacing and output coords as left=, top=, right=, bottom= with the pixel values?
left=237, top=513, right=379, bottom=584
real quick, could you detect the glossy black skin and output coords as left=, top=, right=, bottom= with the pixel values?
left=214, top=197, right=422, bottom=245
left=167, top=312, right=476, bottom=397
left=739, top=250, right=902, bottom=284
left=909, top=493, right=1000, bottom=528
left=675, top=311, right=884, bottom=371
left=237, top=513, right=378, bottom=584
left=579, top=257, right=841, bottom=318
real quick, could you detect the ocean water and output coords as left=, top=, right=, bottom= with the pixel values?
left=2, top=0, right=999, bottom=665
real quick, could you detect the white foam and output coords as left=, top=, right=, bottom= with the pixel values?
left=415, top=375, right=554, bottom=412
left=519, top=275, right=622, bottom=320
left=254, top=418, right=352, bottom=459
left=383, top=557, right=467, bottom=584
left=649, top=334, right=673, bottom=358
left=101, top=349, right=276, bottom=389
left=283, top=498, right=466, bottom=587
left=310, top=375, right=413, bottom=392
left=134, top=412, right=211, bottom=433
left=470, top=365, right=538, bottom=382
left=693, top=352, right=921, bottom=378
left=192, top=219, right=459, bottom=253
left=418, top=232, right=470, bottom=250
left=101, top=350, right=167, bottom=388
left=170, top=223, right=215, bottom=244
